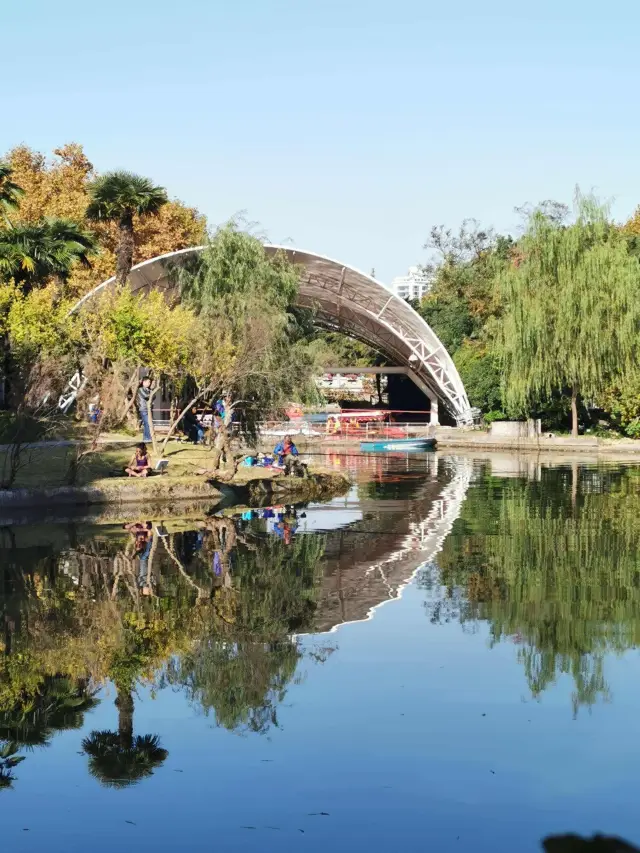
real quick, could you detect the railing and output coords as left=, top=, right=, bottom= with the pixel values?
left=147, top=407, right=436, bottom=441
left=257, top=419, right=434, bottom=441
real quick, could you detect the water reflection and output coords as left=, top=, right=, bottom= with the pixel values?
left=2, top=455, right=640, bottom=852
left=424, top=463, right=640, bottom=715
left=0, top=499, right=344, bottom=789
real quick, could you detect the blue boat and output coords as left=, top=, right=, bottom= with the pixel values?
left=360, top=437, right=436, bottom=453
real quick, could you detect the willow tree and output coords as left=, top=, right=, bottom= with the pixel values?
left=173, top=222, right=318, bottom=468
left=498, top=194, right=640, bottom=435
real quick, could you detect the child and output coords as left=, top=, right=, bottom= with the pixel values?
left=125, top=443, right=152, bottom=478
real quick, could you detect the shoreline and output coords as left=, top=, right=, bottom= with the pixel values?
left=0, top=466, right=351, bottom=513
left=283, top=430, right=640, bottom=461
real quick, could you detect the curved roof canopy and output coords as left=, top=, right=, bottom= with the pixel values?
left=73, top=245, right=473, bottom=423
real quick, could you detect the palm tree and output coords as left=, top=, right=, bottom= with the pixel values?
left=0, top=164, right=23, bottom=225
left=82, top=685, right=168, bottom=788
left=86, top=171, right=168, bottom=285
left=0, top=217, right=97, bottom=292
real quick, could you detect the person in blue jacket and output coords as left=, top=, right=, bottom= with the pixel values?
left=273, top=435, right=299, bottom=469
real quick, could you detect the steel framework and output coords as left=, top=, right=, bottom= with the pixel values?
left=72, top=245, right=473, bottom=424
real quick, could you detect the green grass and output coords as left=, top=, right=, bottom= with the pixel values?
left=0, top=440, right=228, bottom=489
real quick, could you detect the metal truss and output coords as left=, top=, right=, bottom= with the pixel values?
left=71, top=244, right=474, bottom=424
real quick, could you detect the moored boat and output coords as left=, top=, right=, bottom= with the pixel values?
left=360, top=437, right=436, bottom=452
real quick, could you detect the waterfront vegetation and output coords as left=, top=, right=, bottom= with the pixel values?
left=417, top=197, right=640, bottom=435
left=0, top=144, right=343, bottom=486
left=4, top=143, right=640, bottom=445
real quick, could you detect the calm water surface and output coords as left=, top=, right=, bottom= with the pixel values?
left=2, top=453, right=640, bottom=852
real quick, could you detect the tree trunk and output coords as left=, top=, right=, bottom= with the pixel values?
left=160, top=391, right=207, bottom=454
left=147, top=386, right=159, bottom=455
left=212, top=401, right=234, bottom=471
left=115, top=687, right=134, bottom=751
left=210, top=427, right=226, bottom=470
left=571, top=387, right=579, bottom=438
left=116, top=212, right=135, bottom=286
left=119, top=365, right=142, bottom=422
left=0, top=332, right=11, bottom=409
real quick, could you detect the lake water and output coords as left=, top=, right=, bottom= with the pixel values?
left=2, top=452, right=640, bottom=852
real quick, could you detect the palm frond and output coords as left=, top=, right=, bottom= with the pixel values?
left=0, top=162, right=24, bottom=223
left=86, top=170, right=168, bottom=222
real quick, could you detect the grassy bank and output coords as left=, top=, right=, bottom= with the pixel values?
left=0, top=439, right=351, bottom=509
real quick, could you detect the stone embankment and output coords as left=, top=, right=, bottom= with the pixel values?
left=434, top=427, right=640, bottom=456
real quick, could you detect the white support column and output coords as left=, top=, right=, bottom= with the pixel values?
left=428, top=395, right=439, bottom=426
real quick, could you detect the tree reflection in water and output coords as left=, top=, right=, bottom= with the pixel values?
left=0, top=507, right=327, bottom=787
left=422, top=465, right=640, bottom=714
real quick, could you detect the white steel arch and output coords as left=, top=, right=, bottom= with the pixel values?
left=72, top=245, right=473, bottom=424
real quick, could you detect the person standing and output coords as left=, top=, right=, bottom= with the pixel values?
left=137, top=377, right=153, bottom=442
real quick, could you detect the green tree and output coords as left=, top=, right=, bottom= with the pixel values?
left=415, top=219, right=512, bottom=418
left=419, top=295, right=475, bottom=353
left=0, top=218, right=97, bottom=292
left=498, top=193, right=640, bottom=436
left=453, top=342, right=504, bottom=415
left=600, top=373, right=640, bottom=437
left=86, top=171, right=168, bottom=285
left=0, top=164, right=23, bottom=225
left=174, top=223, right=318, bottom=467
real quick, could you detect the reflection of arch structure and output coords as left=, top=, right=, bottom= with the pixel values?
left=73, top=245, right=473, bottom=425
left=308, top=456, right=473, bottom=634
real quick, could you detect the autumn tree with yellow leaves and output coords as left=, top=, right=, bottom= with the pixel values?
left=3, top=143, right=206, bottom=296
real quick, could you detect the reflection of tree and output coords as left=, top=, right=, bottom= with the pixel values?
left=0, top=675, right=98, bottom=748
left=82, top=613, right=170, bottom=788
left=0, top=514, right=327, bottom=781
left=169, top=531, right=325, bottom=733
left=423, top=466, right=640, bottom=713
left=0, top=742, right=24, bottom=789
left=0, top=672, right=98, bottom=790
left=82, top=688, right=168, bottom=789
left=217, top=532, right=325, bottom=637
left=174, top=642, right=299, bottom=734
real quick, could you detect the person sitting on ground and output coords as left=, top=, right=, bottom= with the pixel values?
left=181, top=406, right=206, bottom=444
left=274, top=435, right=298, bottom=467
left=125, top=443, right=153, bottom=478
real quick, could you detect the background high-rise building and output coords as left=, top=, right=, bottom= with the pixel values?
left=389, top=266, right=431, bottom=302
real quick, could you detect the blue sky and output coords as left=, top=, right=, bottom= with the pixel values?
left=4, top=0, right=639, bottom=283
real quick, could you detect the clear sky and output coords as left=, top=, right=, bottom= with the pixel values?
left=4, top=0, right=639, bottom=283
